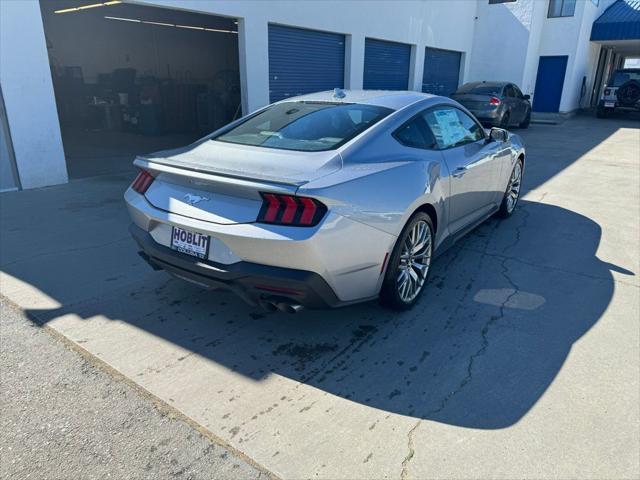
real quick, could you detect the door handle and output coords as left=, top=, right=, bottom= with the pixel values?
left=452, top=166, right=467, bottom=178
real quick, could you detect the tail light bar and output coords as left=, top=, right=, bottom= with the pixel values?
left=257, top=193, right=327, bottom=227
left=489, top=96, right=501, bottom=106
left=131, top=169, right=154, bottom=194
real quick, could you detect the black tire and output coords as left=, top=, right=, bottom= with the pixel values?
left=616, top=79, right=640, bottom=107
left=500, top=112, right=510, bottom=129
left=379, top=212, right=434, bottom=311
left=497, top=158, right=524, bottom=218
left=518, top=110, right=531, bottom=128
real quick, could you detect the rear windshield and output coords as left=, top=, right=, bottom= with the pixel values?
left=609, top=70, right=640, bottom=87
left=214, top=102, right=393, bottom=152
left=456, top=83, right=504, bottom=95
left=454, top=84, right=504, bottom=96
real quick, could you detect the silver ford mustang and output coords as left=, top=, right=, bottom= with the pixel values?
left=125, top=90, right=525, bottom=312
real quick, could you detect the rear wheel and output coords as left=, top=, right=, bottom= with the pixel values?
left=519, top=109, right=531, bottom=128
left=500, top=112, right=510, bottom=129
left=497, top=158, right=523, bottom=218
left=379, top=212, right=434, bottom=311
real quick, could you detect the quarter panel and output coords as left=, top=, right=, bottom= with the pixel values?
left=300, top=152, right=449, bottom=249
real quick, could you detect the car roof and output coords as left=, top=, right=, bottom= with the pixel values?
left=279, top=90, right=438, bottom=110
left=460, top=81, right=509, bottom=88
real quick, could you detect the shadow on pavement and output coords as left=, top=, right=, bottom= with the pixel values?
left=1, top=115, right=636, bottom=429
left=22, top=200, right=632, bottom=429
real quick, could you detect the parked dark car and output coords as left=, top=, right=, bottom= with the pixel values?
left=451, top=81, right=531, bottom=129
left=597, top=68, right=640, bottom=118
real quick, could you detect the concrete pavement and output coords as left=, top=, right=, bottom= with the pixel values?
left=0, top=299, right=270, bottom=480
left=1, top=114, right=638, bottom=479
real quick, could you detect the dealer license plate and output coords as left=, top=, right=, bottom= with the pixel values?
left=170, top=226, right=209, bottom=259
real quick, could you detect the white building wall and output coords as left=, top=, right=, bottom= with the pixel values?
left=470, top=0, right=618, bottom=114
left=0, top=0, right=618, bottom=189
left=537, top=0, right=588, bottom=112
left=468, top=0, right=537, bottom=89
left=0, top=0, right=478, bottom=189
left=132, top=0, right=479, bottom=112
left=0, top=0, right=68, bottom=189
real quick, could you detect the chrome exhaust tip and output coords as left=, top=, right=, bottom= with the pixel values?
left=276, top=302, right=304, bottom=314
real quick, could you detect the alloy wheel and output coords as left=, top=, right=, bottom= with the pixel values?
left=396, top=220, right=432, bottom=303
left=506, top=161, right=522, bottom=213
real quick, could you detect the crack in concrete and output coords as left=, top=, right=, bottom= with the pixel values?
left=400, top=209, right=527, bottom=480
left=399, top=218, right=504, bottom=480
left=461, top=246, right=639, bottom=288
left=425, top=211, right=527, bottom=413
left=423, top=256, right=520, bottom=424
left=503, top=205, right=530, bottom=255
left=400, top=419, right=421, bottom=480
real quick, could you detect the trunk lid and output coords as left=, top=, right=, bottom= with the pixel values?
left=140, top=139, right=342, bottom=186
left=136, top=140, right=341, bottom=225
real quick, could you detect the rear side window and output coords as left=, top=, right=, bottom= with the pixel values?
left=423, top=106, right=485, bottom=149
left=455, top=84, right=504, bottom=96
left=215, top=102, right=392, bottom=152
left=513, top=85, right=524, bottom=98
left=393, top=116, right=436, bottom=149
left=504, top=85, right=516, bottom=97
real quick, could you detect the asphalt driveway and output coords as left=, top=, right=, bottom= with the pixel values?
left=1, top=114, right=638, bottom=479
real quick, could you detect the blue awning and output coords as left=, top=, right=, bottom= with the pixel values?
left=591, top=0, right=640, bottom=41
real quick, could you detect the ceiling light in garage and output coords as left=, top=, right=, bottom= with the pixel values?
left=54, top=1, right=121, bottom=14
left=204, top=28, right=238, bottom=34
left=142, top=21, right=174, bottom=27
left=103, top=16, right=237, bottom=33
left=176, top=24, right=205, bottom=31
left=78, top=3, right=105, bottom=10
left=104, top=16, right=140, bottom=22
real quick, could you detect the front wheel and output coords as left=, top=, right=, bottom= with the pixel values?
left=379, top=212, right=434, bottom=311
left=497, top=158, right=523, bottom=218
left=519, top=110, right=531, bottom=128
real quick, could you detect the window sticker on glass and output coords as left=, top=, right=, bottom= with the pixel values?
left=433, top=109, right=469, bottom=147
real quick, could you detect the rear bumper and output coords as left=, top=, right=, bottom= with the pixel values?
left=130, top=223, right=344, bottom=308
left=125, top=188, right=395, bottom=304
left=469, top=109, right=502, bottom=125
left=598, top=100, right=640, bottom=111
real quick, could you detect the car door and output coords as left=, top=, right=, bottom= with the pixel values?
left=422, top=105, right=503, bottom=234
left=511, top=84, right=529, bottom=123
left=503, top=84, right=519, bottom=124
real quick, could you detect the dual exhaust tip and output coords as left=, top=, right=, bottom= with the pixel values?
left=261, top=300, right=304, bottom=314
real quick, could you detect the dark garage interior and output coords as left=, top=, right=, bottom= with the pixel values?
left=39, top=1, right=241, bottom=179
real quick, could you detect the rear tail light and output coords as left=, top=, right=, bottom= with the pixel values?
left=604, top=88, right=611, bottom=96
left=489, top=97, right=501, bottom=106
left=131, top=169, right=154, bottom=194
left=257, top=193, right=327, bottom=227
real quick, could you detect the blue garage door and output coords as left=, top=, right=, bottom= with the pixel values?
left=268, top=25, right=345, bottom=103
left=363, top=38, right=411, bottom=90
left=422, top=47, right=462, bottom=96
left=532, top=56, right=568, bottom=113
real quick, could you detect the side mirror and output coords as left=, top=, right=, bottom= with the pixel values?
left=523, top=94, right=531, bottom=100
left=488, top=127, right=508, bottom=143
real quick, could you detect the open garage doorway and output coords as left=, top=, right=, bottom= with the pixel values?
left=39, top=1, right=241, bottom=179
